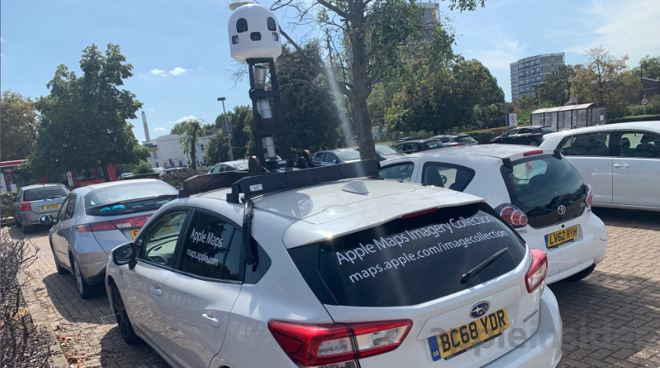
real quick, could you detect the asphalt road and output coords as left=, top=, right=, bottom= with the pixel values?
left=9, top=207, right=660, bottom=367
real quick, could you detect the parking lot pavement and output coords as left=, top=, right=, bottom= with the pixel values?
left=8, top=207, right=660, bottom=367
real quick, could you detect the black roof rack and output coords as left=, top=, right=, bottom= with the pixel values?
left=179, top=160, right=380, bottom=203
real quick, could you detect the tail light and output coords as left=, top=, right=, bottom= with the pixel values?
left=75, top=215, right=151, bottom=232
left=523, top=150, right=543, bottom=157
left=496, top=204, right=528, bottom=228
left=268, top=319, right=412, bottom=367
left=584, top=185, right=593, bottom=209
left=20, top=202, right=32, bottom=211
left=525, top=248, right=548, bottom=293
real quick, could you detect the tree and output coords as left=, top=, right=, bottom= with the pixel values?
left=539, top=64, right=575, bottom=106
left=631, top=55, right=660, bottom=80
left=1, top=91, right=38, bottom=160
left=570, top=48, right=641, bottom=116
left=177, top=118, right=204, bottom=170
left=204, top=132, right=231, bottom=164
left=280, top=0, right=484, bottom=159
left=214, top=105, right=253, bottom=159
left=30, top=44, right=146, bottom=181
left=277, top=43, right=344, bottom=151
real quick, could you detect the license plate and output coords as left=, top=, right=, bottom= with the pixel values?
left=43, top=204, right=61, bottom=210
left=545, top=225, right=578, bottom=248
left=428, top=308, right=509, bottom=361
left=130, top=229, right=140, bottom=239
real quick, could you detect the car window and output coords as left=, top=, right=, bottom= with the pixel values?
left=336, top=150, right=361, bottom=161
left=618, top=131, right=660, bottom=158
left=139, top=210, right=188, bottom=267
left=179, top=209, right=242, bottom=281
left=57, top=194, right=75, bottom=221
left=23, top=186, right=69, bottom=201
left=425, top=141, right=444, bottom=150
left=421, top=163, right=475, bottom=191
left=84, top=181, right=177, bottom=216
left=506, top=129, right=519, bottom=137
left=288, top=203, right=526, bottom=307
left=64, top=194, right=77, bottom=219
left=380, top=163, right=414, bottom=182
left=559, top=132, right=611, bottom=156
left=211, top=165, right=221, bottom=173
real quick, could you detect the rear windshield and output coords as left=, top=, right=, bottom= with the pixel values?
left=85, top=181, right=177, bottom=216
left=289, top=203, right=526, bottom=307
left=501, top=154, right=587, bottom=228
left=337, top=150, right=361, bottom=161
left=455, top=136, right=476, bottom=143
left=24, top=186, right=69, bottom=201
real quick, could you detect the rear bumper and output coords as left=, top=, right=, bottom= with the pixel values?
left=527, top=211, right=607, bottom=284
left=484, top=288, right=563, bottom=368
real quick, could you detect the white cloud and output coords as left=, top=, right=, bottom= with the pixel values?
left=176, top=115, right=199, bottom=123
left=567, top=0, right=660, bottom=65
left=169, top=67, right=188, bottom=76
left=153, top=127, right=167, bottom=132
left=150, top=69, right=165, bottom=76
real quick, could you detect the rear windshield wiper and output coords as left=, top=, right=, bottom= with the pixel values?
left=461, top=247, right=509, bottom=283
left=89, top=194, right=177, bottom=211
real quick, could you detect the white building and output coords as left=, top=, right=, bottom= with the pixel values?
left=144, top=134, right=211, bottom=169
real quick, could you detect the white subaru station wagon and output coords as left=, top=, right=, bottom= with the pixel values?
left=106, top=161, right=562, bottom=368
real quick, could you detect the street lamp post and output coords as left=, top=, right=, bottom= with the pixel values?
left=217, top=97, right=234, bottom=160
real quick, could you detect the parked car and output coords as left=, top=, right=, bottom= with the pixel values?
left=355, top=144, right=406, bottom=160
left=209, top=159, right=249, bottom=173
left=158, top=167, right=195, bottom=178
left=12, top=183, right=70, bottom=234
left=380, top=144, right=608, bottom=284
left=491, top=126, right=555, bottom=146
left=431, top=134, right=479, bottom=147
left=312, top=148, right=361, bottom=166
left=119, top=172, right=134, bottom=179
left=40, top=179, right=178, bottom=298
left=394, top=139, right=447, bottom=154
left=540, top=121, right=660, bottom=211
left=106, top=161, right=562, bottom=368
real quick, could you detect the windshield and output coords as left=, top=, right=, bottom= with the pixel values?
left=336, top=150, right=361, bottom=161
left=24, top=186, right=69, bottom=201
left=85, top=181, right=178, bottom=216
left=375, top=145, right=399, bottom=155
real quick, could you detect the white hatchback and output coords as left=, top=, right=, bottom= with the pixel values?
left=106, top=161, right=562, bottom=368
left=540, top=121, right=660, bottom=211
left=380, top=145, right=608, bottom=284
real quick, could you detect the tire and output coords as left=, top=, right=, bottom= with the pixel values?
left=111, top=284, right=140, bottom=344
left=51, top=244, right=66, bottom=275
left=529, top=140, right=539, bottom=146
left=22, top=223, right=30, bottom=234
left=15, top=215, right=23, bottom=228
left=73, top=257, right=95, bottom=299
left=566, top=264, right=596, bottom=282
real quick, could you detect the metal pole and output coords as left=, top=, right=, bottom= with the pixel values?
left=217, top=97, right=234, bottom=160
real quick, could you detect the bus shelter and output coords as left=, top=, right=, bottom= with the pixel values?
left=531, top=103, right=607, bottom=131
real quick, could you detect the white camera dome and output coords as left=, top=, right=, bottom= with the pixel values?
left=228, top=2, right=282, bottom=62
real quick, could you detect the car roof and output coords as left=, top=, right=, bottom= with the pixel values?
left=72, top=178, right=168, bottom=195
left=544, top=121, right=660, bottom=137
left=386, top=144, right=556, bottom=161
left=195, top=178, right=485, bottom=247
left=396, top=138, right=442, bottom=144
left=20, top=183, right=68, bottom=191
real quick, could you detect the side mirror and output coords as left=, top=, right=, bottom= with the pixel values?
left=40, top=215, right=54, bottom=226
left=112, top=242, right=137, bottom=269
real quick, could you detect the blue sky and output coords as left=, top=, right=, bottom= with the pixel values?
left=2, top=0, right=659, bottom=143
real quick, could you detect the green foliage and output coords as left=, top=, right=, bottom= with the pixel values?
left=630, top=55, right=660, bottom=80
left=277, top=43, right=344, bottom=152
left=29, top=43, right=145, bottom=182
left=539, top=65, right=576, bottom=106
left=626, top=94, right=660, bottom=116
left=213, top=105, right=253, bottom=159
left=204, top=133, right=230, bottom=164
left=135, top=161, right=154, bottom=174
left=442, top=0, right=487, bottom=11
left=176, top=118, right=204, bottom=170
left=1, top=191, right=16, bottom=222
left=1, top=91, right=38, bottom=161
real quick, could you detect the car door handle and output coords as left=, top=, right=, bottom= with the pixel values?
left=202, top=313, right=221, bottom=328
left=150, top=286, right=163, bottom=297
left=614, top=163, right=630, bottom=169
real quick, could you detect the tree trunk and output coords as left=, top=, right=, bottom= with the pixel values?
left=348, top=2, right=377, bottom=160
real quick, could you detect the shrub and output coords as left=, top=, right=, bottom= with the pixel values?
left=1, top=232, right=50, bottom=367
left=2, top=191, right=16, bottom=223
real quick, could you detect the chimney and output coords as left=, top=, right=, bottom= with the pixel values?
left=141, top=111, right=151, bottom=141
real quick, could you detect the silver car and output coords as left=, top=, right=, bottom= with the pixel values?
left=41, top=179, right=178, bottom=298
left=13, top=183, right=70, bottom=234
